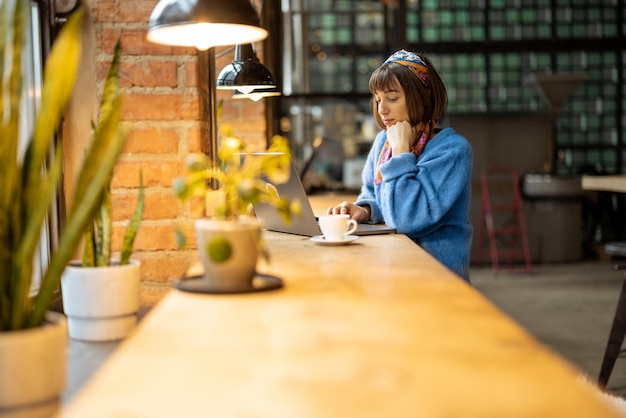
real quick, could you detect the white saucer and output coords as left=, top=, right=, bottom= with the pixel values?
left=310, top=235, right=359, bottom=246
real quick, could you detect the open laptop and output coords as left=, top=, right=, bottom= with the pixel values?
left=251, top=153, right=396, bottom=237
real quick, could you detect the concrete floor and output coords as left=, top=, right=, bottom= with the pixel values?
left=63, top=260, right=626, bottom=404
left=471, top=260, right=626, bottom=397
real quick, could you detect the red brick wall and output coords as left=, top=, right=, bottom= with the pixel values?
left=84, top=0, right=267, bottom=305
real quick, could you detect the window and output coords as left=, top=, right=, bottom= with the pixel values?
left=279, top=0, right=625, bottom=188
left=21, top=0, right=62, bottom=296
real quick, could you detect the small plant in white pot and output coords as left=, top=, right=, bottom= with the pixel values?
left=61, top=172, right=144, bottom=342
left=60, top=40, right=145, bottom=341
left=173, top=126, right=300, bottom=293
left=0, top=4, right=129, bottom=416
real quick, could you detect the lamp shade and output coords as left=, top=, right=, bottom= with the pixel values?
left=216, top=44, right=276, bottom=93
left=147, top=0, right=268, bottom=50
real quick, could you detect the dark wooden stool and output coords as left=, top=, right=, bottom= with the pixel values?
left=598, top=242, right=626, bottom=387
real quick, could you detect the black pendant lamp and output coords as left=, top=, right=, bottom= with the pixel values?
left=147, top=0, right=268, bottom=50
left=216, top=44, right=276, bottom=93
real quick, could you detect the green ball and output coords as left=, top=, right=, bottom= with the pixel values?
left=205, top=236, right=232, bottom=263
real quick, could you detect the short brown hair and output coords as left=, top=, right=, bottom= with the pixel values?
left=369, top=54, right=447, bottom=130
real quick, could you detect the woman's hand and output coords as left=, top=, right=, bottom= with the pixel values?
left=326, top=201, right=370, bottom=223
left=386, top=120, right=414, bottom=156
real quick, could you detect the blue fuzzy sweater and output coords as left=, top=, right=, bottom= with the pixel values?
left=355, top=127, right=473, bottom=283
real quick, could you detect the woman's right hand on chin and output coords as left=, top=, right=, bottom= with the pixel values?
left=387, top=120, right=413, bottom=156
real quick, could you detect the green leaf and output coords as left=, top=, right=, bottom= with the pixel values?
left=97, top=40, right=121, bottom=130
left=24, top=8, right=84, bottom=208
left=11, top=138, right=64, bottom=328
left=120, top=171, right=145, bottom=265
left=0, top=0, right=27, bottom=329
left=96, top=189, right=112, bottom=267
left=175, top=228, right=188, bottom=248
left=82, top=222, right=96, bottom=267
left=78, top=38, right=121, bottom=268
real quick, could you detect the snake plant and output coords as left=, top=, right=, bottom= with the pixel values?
left=0, top=2, right=128, bottom=330
left=81, top=171, right=144, bottom=267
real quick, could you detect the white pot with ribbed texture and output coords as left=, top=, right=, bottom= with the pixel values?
left=0, top=311, right=67, bottom=418
left=61, top=260, right=140, bottom=342
left=195, top=218, right=261, bottom=291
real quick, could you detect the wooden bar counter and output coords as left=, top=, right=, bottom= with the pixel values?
left=59, top=196, right=622, bottom=418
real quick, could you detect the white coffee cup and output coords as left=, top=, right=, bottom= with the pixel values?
left=318, top=214, right=358, bottom=241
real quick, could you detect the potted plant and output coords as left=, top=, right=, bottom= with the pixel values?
left=61, top=169, right=145, bottom=342
left=173, top=123, right=300, bottom=293
left=0, top=3, right=128, bottom=415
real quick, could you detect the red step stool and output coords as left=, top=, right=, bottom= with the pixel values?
left=475, top=167, right=533, bottom=274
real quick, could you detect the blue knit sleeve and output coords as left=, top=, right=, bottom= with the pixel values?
left=379, top=128, right=472, bottom=235
left=371, top=128, right=472, bottom=234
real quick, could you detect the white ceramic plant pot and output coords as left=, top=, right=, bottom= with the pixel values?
left=61, top=260, right=140, bottom=342
left=195, top=218, right=261, bottom=291
left=0, top=311, right=67, bottom=418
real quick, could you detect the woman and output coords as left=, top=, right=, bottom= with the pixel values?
left=328, top=50, right=473, bottom=283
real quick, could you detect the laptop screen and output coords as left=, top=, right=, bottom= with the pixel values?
left=250, top=153, right=396, bottom=237
left=252, top=155, right=322, bottom=236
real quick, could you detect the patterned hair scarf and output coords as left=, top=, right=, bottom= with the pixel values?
left=374, top=51, right=436, bottom=185
left=384, top=49, right=430, bottom=88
